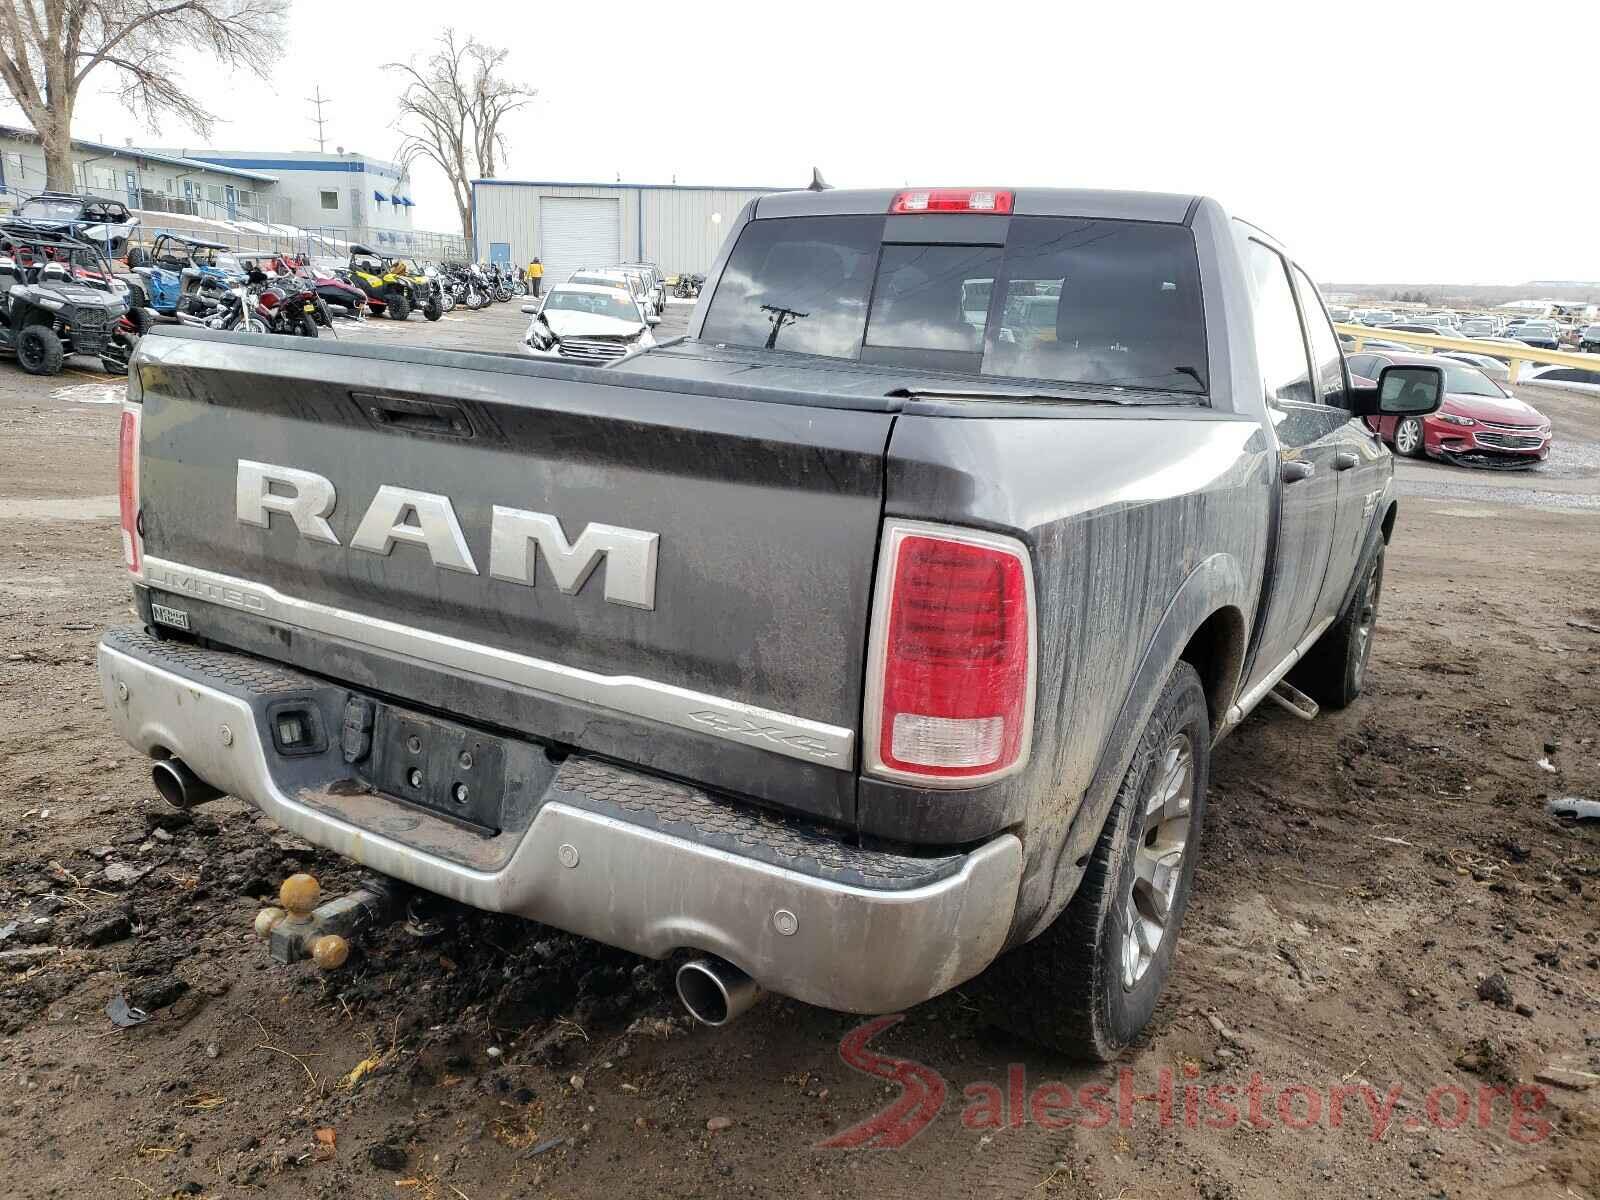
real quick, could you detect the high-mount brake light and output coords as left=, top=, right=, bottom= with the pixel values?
left=864, top=521, right=1036, bottom=787
left=890, top=189, right=1014, bottom=215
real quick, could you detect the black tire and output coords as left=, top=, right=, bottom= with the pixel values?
left=296, top=314, right=319, bottom=338
left=16, top=324, right=65, bottom=376
left=974, top=661, right=1210, bottom=1060
left=424, top=298, right=443, bottom=321
left=1289, top=544, right=1385, bottom=711
left=1393, top=416, right=1426, bottom=458
left=101, top=353, right=129, bottom=376
left=385, top=290, right=411, bottom=321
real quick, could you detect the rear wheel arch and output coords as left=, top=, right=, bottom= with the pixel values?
left=1017, top=555, right=1248, bottom=945
left=1380, top=501, right=1398, bottom=543
left=1179, top=605, right=1247, bottom=734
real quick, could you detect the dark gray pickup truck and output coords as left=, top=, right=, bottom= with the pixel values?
left=98, top=187, right=1441, bottom=1058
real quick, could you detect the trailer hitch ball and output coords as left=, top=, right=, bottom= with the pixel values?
left=311, top=934, right=350, bottom=971
left=254, top=906, right=287, bottom=940
left=279, top=873, right=321, bottom=923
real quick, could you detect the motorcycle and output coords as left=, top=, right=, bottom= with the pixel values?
left=423, top=264, right=455, bottom=313
left=462, top=264, right=490, bottom=311
left=490, top=263, right=515, bottom=303
left=266, top=255, right=367, bottom=321
left=256, top=271, right=324, bottom=337
left=173, top=280, right=267, bottom=334
left=673, top=272, right=704, bottom=299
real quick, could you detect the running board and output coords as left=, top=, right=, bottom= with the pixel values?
left=1267, top=680, right=1319, bottom=720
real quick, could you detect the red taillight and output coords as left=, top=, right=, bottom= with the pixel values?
left=119, top=405, right=142, bottom=575
left=890, top=189, right=1014, bottom=215
left=865, top=522, right=1035, bottom=785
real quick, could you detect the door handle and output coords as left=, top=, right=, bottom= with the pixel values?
left=1333, top=452, right=1360, bottom=471
left=1281, top=459, right=1315, bottom=483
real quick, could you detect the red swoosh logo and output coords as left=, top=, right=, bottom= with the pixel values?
left=817, top=1015, right=947, bottom=1149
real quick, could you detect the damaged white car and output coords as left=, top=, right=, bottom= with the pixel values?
left=521, top=283, right=658, bottom=365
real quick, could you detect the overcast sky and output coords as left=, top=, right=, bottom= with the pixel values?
left=30, top=0, right=1593, bottom=284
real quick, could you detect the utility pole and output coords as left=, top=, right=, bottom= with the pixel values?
left=307, top=85, right=330, bottom=153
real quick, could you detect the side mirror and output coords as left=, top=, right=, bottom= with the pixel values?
left=1351, top=364, right=1444, bottom=417
left=520, top=303, right=539, bottom=314
left=647, top=313, right=661, bottom=327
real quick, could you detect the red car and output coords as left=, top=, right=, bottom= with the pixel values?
left=1347, top=350, right=1552, bottom=468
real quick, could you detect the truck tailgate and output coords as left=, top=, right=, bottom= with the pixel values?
left=131, top=331, right=892, bottom=822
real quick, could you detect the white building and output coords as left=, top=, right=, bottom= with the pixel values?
left=0, top=124, right=281, bottom=223
left=151, top=148, right=417, bottom=236
left=470, top=179, right=784, bottom=283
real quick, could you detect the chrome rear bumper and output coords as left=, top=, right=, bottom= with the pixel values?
left=97, top=630, right=1022, bottom=1013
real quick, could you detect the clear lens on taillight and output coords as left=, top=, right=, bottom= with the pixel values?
left=119, top=403, right=142, bottom=576
left=864, top=521, right=1036, bottom=786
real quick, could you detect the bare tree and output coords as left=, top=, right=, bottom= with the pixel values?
left=387, top=29, right=533, bottom=241
left=0, top=0, right=283, bottom=191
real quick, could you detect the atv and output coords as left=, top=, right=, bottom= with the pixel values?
left=123, top=234, right=245, bottom=319
left=0, top=226, right=139, bottom=375
left=346, top=245, right=442, bottom=321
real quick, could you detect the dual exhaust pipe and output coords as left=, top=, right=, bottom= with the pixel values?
left=152, top=757, right=762, bottom=1028
left=675, top=957, right=761, bottom=1027
left=151, top=757, right=222, bottom=809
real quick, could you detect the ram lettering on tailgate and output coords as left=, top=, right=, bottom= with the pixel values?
left=235, top=460, right=659, bottom=610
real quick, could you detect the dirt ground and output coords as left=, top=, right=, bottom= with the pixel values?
left=2, top=305, right=1598, bottom=1200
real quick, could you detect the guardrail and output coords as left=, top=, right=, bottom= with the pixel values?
left=1334, top=323, right=1598, bottom=384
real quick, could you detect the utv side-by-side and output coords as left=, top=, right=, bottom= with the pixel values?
left=123, top=235, right=245, bottom=317
left=344, top=245, right=442, bottom=321
left=0, top=225, right=135, bottom=375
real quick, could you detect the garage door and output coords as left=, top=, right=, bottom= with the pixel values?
left=540, top=197, right=621, bottom=288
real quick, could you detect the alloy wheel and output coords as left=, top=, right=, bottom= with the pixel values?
left=1351, top=556, right=1384, bottom=687
left=1396, top=419, right=1421, bottom=456
left=1121, top=733, right=1194, bottom=991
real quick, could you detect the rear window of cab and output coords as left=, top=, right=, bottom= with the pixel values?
left=699, top=214, right=1208, bottom=394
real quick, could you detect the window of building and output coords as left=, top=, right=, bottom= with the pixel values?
left=205, top=184, right=224, bottom=203
left=320, top=190, right=339, bottom=211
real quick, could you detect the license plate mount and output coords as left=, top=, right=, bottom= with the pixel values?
left=366, top=704, right=507, bottom=831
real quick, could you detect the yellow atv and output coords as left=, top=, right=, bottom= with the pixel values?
left=345, top=245, right=442, bottom=321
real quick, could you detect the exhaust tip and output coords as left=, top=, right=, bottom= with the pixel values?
left=676, top=958, right=760, bottom=1027
left=151, top=758, right=223, bottom=809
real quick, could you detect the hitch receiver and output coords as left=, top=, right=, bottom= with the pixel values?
left=255, top=872, right=405, bottom=968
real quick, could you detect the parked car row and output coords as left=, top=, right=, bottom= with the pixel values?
left=1331, top=303, right=1600, bottom=352
left=520, top=262, right=667, bottom=364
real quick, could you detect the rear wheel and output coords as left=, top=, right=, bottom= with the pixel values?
left=385, top=290, right=411, bottom=321
left=17, top=324, right=64, bottom=375
left=1394, top=416, right=1425, bottom=458
left=973, top=661, right=1209, bottom=1060
left=296, top=314, right=319, bottom=338
left=1290, top=544, right=1384, bottom=711
left=424, top=298, right=443, bottom=321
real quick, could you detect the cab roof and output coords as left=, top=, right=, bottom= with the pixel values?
left=752, top=187, right=1200, bottom=224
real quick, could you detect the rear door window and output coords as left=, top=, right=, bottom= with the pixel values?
left=700, top=215, right=881, bottom=357
left=1291, top=266, right=1350, bottom=409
